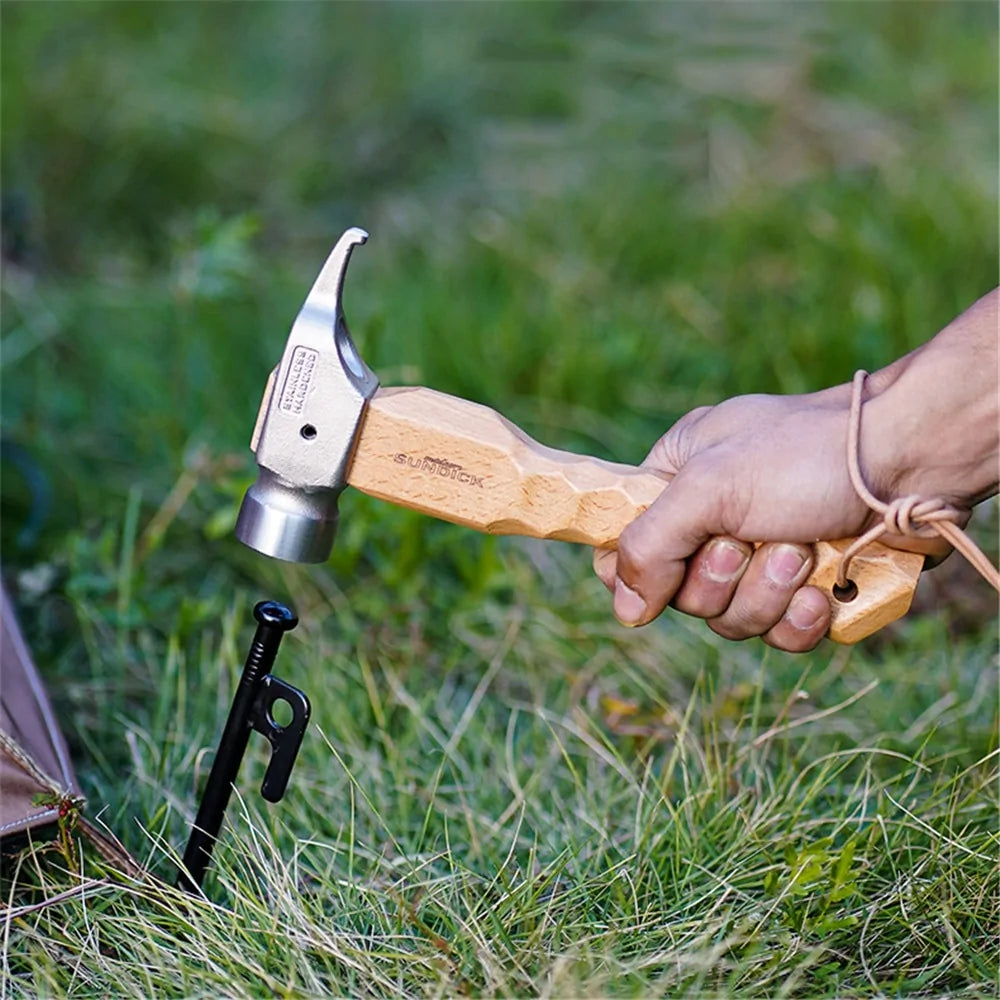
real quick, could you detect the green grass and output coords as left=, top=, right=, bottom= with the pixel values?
left=2, top=2, right=998, bottom=996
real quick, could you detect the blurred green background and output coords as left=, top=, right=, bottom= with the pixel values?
left=2, top=0, right=998, bottom=800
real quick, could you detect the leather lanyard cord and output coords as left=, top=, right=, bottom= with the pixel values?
left=837, top=370, right=1000, bottom=593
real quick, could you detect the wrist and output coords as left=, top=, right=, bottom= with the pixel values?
left=864, top=289, right=999, bottom=510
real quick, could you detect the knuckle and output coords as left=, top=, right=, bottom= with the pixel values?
left=616, top=530, right=656, bottom=582
left=647, top=406, right=712, bottom=470
left=762, top=625, right=823, bottom=653
left=780, top=587, right=830, bottom=634
left=673, top=578, right=735, bottom=621
left=673, top=592, right=708, bottom=619
left=708, top=602, right=779, bottom=640
left=707, top=617, right=752, bottom=642
left=642, top=406, right=712, bottom=468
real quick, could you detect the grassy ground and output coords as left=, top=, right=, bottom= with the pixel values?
left=2, top=3, right=998, bottom=996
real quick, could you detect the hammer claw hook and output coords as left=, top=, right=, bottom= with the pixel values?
left=302, top=227, right=371, bottom=383
left=303, top=226, right=369, bottom=321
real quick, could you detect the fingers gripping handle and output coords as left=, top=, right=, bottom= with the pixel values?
left=347, top=386, right=923, bottom=644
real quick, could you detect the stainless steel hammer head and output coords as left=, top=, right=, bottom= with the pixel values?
left=235, top=228, right=378, bottom=562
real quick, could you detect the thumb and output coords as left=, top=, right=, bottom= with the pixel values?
left=613, top=459, right=726, bottom=626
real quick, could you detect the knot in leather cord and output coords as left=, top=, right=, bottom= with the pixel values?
left=836, top=371, right=1000, bottom=593
left=882, top=495, right=953, bottom=537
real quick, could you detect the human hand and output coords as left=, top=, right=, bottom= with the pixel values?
left=593, top=388, right=875, bottom=650
left=593, top=290, right=997, bottom=651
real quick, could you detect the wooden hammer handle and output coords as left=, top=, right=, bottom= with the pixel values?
left=347, top=386, right=924, bottom=643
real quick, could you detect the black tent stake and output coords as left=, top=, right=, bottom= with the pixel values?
left=178, top=601, right=310, bottom=894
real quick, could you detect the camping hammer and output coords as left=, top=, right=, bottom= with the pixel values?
left=235, top=228, right=923, bottom=644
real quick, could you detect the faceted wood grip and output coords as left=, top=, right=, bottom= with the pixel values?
left=347, top=386, right=924, bottom=644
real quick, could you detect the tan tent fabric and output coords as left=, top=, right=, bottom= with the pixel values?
left=0, top=579, right=82, bottom=839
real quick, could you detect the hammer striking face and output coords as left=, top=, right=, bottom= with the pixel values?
left=235, top=228, right=923, bottom=643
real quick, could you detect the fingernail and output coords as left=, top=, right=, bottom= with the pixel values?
left=703, top=539, right=750, bottom=582
left=785, top=594, right=825, bottom=631
left=614, top=578, right=647, bottom=626
left=766, top=544, right=808, bottom=586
